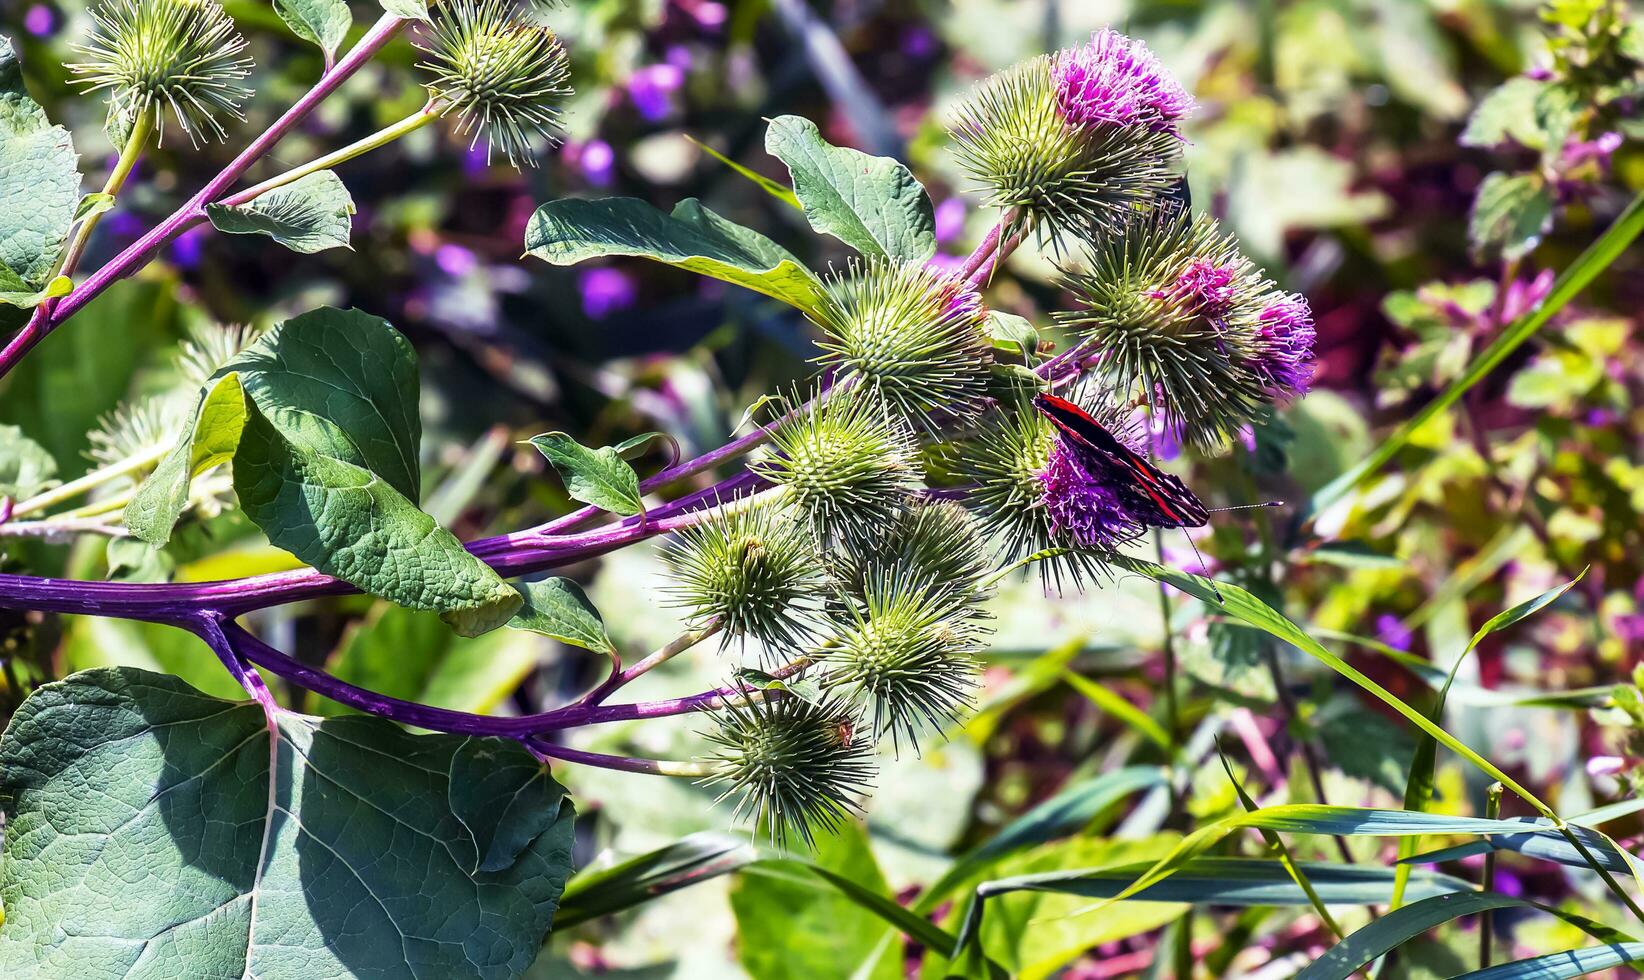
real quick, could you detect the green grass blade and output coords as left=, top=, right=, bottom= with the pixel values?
left=554, top=831, right=757, bottom=928
left=1298, top=892, right=1637, bottom=980
left=1309, top=191, right=1644, bottom=517
left=914, top=765, right=1168, bottom=914
left=1453, top=943, right=1644, bottom=979
left=1108, top=555, right=1554, bottom=816
left=1064, top=672, right=1173, bottom=751
left=1219, top=746, right=1345, bottom=939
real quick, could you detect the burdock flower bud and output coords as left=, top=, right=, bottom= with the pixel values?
left=819, top=570, right=982, bottom=750
left=948, top=29, right=1192, bottom=240
left=812, top=261, right=992, bottom=428
left=750, top=390, right=921, bottom=544
left=418, top=0, right=573, bottom=166
left=69, top=0, right=253, bottom=144
left=831, top=499, right=993, bottom=602
left=664, top=497, right=828, bottom=655
left=702, top=694, right=874, bottom=847
left=1056, top=212, right=1313, bottom=451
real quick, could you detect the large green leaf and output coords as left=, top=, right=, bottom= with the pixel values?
left=235, top=399, right=521, bottom=636
left=524, top=197, right=827, bottom=314
left=0, top=34, right=79, bottom=308
left=730, top=821, right=901, bottom=980
left=206, top=170, right=355, bottom=254
left=273, top=0, right=351, bottom=62
left=1299, top=891, right=1635, bottom=980
left=0, top=668, right=575, bottom=979
left=0, top=422, right=56, bottom=499
left=763, top=114, right=935, bottom=263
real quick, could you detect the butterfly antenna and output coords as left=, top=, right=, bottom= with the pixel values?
left=1180, top=528, right=1224, bottom=604
left=1204, top=500, right=1285, bottom=513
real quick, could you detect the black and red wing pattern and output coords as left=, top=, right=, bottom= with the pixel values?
left=1033, top=393, right=1209, bottom=529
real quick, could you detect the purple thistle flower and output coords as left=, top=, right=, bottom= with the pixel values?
left=1039, top=442, right=1144, bottom=550
left=1053, top=30, right=1193, bottom=135
left=933, top=197, right=966, bottom=245
left=1152, top=258, right=1236, bottom=316
left=1250, top=294, right=1316, bottom=398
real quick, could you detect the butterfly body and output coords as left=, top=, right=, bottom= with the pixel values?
left=1033, top=393, right=1209, bottom=529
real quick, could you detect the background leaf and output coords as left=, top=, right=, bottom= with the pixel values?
left=273, top=0, right=351, bottom=62
left=527, top=432, right=644, bottom=516
left=508, top=577, right=615, bottom=654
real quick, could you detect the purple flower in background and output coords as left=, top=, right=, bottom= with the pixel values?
left=933, top=197, right=966, bottom=244
left=901, top=26, right=938, bottom=59
left=580, top=267, right=638, bottom=318
left=435, top=244, right=478, bottom=278
left=628, top=64, right=685, bottom=122
left=1250, top=294, right=1316, bottom=398
left=170, top=227, right=205, bottom=269
left=1500, top=269, right=1554, bottom=324
left=1375, top=614, right=1412, bottom=652
left=1053, top=30, right=1193, bottom=135
left=674, top=0, right=726, bottom=29
left=577, top=139, right=616, bottom=187
left=24, top=4, right=55, bottom=36
left=1039, top=442, right=1144, bottom=549
left=1563, top=131, right=1623, bottom=170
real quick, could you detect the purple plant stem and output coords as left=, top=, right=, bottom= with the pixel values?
left=956, top=219, right=1005, bottom=281
left=219, top=619, right=751, bottom=735
left=0, top=14, right=406, bottom=380
left=524, top=740, right=701, bottom=775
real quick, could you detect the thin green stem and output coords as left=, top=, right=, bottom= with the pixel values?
left=54, top=109, right=154, bottom=282
left=10, top=443, right=168, bottom=518
left=224, top=103, right=443, bottom=207
left=1480, top=782, right=1503, bottom=968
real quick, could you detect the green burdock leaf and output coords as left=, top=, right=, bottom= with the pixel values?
left=235, top=399, right=521, bottom=636
left=0, top=35, right=80, bottom=312
left=508, top=577, right=615, bottom=654
left=524, top=197, right=827, bottom=314
left=75, top=192, right=115, bottom=221
left=273, top=0, right=351, bottom=63
left=0, top=668, right=575, bottom=979
left=125, top=372, right=247, bottom=546
left=527, top=431, right=644, bottom=516
left=984, top=311, right=1041, bottom=366
left=1470, top=171, right=1554, bottom=261
left=763, top=114, right=936, bottom=264
left=378, top=0, right=430, bottom=20
left=449, top=738, right=568, bottom=873
left=0, top=423, right=57, bottom=500
left=206, top=171, right=356, bottom=254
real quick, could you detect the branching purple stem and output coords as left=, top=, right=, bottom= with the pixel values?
left=0, top=14, right=406, bottom=380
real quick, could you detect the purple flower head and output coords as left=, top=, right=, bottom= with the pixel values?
left=435, top=244, right=478, bottom=278
left=1053, top=30, right=1193, bottom=135
left=1250, top=294, right=1316, bottom=398
left=936, top=275, right=984, bottom=321
left=1152, top=258, right=1237, bottom=317
left=1039, top=441, right=1144, bottom=550
left=579, top=266, right=638, bottom=319
left=628, top=64, right=685, bottom=122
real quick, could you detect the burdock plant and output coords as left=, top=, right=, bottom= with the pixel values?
left=0, top=12, right=1332, bottom=974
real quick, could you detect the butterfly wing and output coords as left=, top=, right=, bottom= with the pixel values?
left=1033, top=394, right=1209, bottom=529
